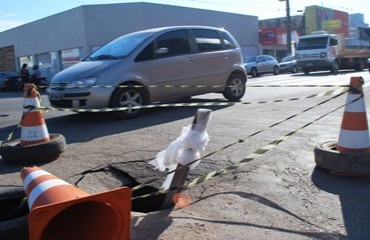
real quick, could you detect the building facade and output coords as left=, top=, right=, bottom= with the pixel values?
left=0, top=2, right=258, bottom=78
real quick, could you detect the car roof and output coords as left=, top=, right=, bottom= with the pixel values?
left=134, top=25, right=228, bottom=35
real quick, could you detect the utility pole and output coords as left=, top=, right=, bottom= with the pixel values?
left=279, top=0, right=292, bottom=56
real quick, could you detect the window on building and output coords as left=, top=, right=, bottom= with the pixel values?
left=36, top=52, right=53, bottom=80
left=61, top=48, right=82, bottom=70
left=91, top=45, right=101, bottom=53
left=19, top=56, right=33, bottom=71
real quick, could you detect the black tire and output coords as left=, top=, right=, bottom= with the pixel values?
left=0, top=187, right=29, bottom=240
left=273, top=66, right=279, bottom=75
left=303, top=67, right=310, bottom=74
left=0, top=133, right=66, bottom=165
left=314, top=141, right=370, bottom=175
left=354, top=61, right=364, bottom=72
left=250, top=68, right=258, bottom=77
left=291, top=66, right=297, bottom=73
left=12, top=82, right=22, bottom=93
left=111, top=85, right=148, bottom=119
left=330, top=61, right=339, bottom=74
left=223, top=73, right=246, bottom=102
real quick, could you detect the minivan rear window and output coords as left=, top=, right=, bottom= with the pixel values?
left=86, top=31, right=154, bottom=60
left=193, top=29, right=223, bottom=52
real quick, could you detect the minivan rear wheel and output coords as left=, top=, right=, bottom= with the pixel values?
left=223, top=73, right=246, bottom=102
left=111, top=86, right=148, bottom=119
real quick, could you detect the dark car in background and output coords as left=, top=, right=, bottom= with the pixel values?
left=0, top=72, right=21, bottom=92
left=244, top=55, right=279, bottom=77
left=279, top=55, right=298, bottom=73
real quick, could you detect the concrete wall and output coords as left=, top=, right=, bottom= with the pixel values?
left=82, top=3, right=258, bottom=55
left=0, top=7, right=86, bottom=57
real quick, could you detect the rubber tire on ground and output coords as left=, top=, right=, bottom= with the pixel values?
left=354, top=61, right=364, bottom=72
left=303, top=67, right=310, bottom=75
left=0, top=187, right=29, bottom=240
left=314, top=141, right=370, bottom=175
left=111, top=86, right=148, bottom=119
left=291, top=66, right=297, bottom=73
left=330, top=61, right=339, bottom=74
left=250, top=68, right=258, bottom=77
left=0, top=133, right=66, bottom=165
left=273, top=66, right=279, bottom=75
left=222, top=73, right=246, bottom=102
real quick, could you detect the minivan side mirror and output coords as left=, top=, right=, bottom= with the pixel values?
left=155, top=47, right=169, bottom=55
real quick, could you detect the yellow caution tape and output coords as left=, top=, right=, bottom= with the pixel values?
left=131, top=90, right=352, bottom=199
left=41, top=87, right=347, bottom=113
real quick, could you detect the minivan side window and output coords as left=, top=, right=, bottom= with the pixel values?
left=193, top=29, right=223, bottom=52
left=220, top=31, right=236, bottom=49
left=155, top=30, right=191, bottom=58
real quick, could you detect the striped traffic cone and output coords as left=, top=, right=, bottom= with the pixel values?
left=21, top=84, right=50, bottom=146
left=21, top=166, right=131, bottom=240
left=337, top=76, right=370, bottom=152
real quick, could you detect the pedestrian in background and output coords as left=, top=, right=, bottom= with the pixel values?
left=20, top=63, right=30, bottom=83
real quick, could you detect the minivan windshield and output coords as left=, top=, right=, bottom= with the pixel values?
left=85, top=31, right=155, bottom=61
left=296, top=37, right=328, bottom=50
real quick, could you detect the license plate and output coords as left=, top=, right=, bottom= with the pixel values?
left=306, top=63, right=313, bottom=66
left=49, top=93, right=61, bottom=101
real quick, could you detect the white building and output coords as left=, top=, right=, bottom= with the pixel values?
left=0, top=2, right=258, bottom=79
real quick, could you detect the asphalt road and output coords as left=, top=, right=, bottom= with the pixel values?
left=1, top=70, right=370, bottom=239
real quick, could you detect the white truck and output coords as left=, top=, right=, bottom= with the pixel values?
left=295, top=31, right=370, bottom=74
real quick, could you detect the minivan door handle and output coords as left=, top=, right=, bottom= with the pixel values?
left=223, top=54, right=229, bottom=59
left=187, top=58, right=195, bottom=63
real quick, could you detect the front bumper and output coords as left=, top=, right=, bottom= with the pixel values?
left=47, top=86, right=113, bottom=109
left=297, top=60, right=332, bottom=69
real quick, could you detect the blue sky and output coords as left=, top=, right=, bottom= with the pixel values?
left=0, top=0, right=368, bottom=32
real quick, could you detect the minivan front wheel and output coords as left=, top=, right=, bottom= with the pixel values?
left=111, top=86, right=148, bottom=119
left=223, top=73, right=246, bottom=102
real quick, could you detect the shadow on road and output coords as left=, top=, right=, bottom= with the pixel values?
left=293, top=70, right=363, bottom=77
left=0, top=98, right=231, bottom=145
left=179, top=190, right=345, bottom=239
left=312, top=167, right=370, bottom=239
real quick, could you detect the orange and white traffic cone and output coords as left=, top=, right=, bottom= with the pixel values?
left=21, top=84, right=50, bottom=146
left=21, top=166, right=131, bottom=240
left=337, top=76, right=370, bottom=152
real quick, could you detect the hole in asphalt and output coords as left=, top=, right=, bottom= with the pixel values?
left=106, top=165, right=167, bottom=213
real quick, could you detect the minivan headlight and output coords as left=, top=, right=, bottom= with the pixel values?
left=70, top=77, right=98, bottom=88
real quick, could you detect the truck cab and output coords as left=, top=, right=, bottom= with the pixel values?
left=296, top=31, right=339, bottom=74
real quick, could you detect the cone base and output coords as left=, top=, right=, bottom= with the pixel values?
left=315, top=141, right=370, bottom=175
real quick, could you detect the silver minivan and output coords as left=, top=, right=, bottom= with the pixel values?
left=47, top=26, right=247, bottom=118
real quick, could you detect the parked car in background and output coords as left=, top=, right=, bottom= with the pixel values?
left=244, top=55, right=279, bottom=77
left=48, top=26, right=247, bottom=119
left=368, top=58, right=370, bottom=73
left=279, top=55, right=298, bottom=73
left=0, top=72, right=21, bottom=92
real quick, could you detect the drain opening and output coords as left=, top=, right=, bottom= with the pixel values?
left=125, top=183, right=166, bottom=213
